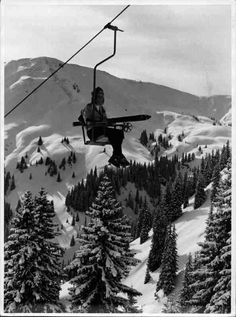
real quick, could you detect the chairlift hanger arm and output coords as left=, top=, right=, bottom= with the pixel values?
left=91, top=23, right=123, bottom=143
left=93, top=24, right=123, bottom=93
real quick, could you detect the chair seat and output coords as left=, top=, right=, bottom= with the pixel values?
left=85, top=135, right=110, bottom=146
left=96, top=135, right=109, bottom=142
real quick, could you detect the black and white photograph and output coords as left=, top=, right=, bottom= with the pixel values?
left=1, top=0, right=234, bottom=315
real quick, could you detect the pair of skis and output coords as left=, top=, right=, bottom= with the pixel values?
left=73, top=114, right=151, bottom=127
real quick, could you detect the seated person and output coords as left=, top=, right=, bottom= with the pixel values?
left=82, top=87, right=129, bottom=167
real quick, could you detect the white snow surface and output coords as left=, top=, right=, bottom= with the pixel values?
left=4, top=107, right=230, bottom=248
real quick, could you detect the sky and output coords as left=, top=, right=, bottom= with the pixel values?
left=1, top=1, right=233, bottom=96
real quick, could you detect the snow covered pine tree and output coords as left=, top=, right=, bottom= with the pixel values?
left=148, top=186, right=169, bottom=272
left=188, top=160, right=231, bottom=313
left=67, top=175, right=141, bottom=313
left=194, top=172, right=206, bottom=209
left=155, top=224, right=178, bottom=296
left=4, top=190, right=64, bottom=313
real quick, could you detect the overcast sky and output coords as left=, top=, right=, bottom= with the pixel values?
left=2, top=1, right=232, bottom=96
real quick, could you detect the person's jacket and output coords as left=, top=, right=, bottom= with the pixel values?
left=82, top=103, right=107, bottom=131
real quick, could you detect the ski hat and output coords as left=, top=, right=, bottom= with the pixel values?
left=92, top=87, right=104, bottom=96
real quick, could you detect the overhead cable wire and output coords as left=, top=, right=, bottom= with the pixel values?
left=4, top=5, right=130, bottom=118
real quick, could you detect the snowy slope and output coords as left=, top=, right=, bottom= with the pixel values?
left=59, top=187, right=211, bottom=313
left=220, top=108, right=232, bottom=126
left=154, top=111, right=231, bottom=159
left=4, top=109, right=230, bottom=247
left=4, top=107, right=231, bottom=249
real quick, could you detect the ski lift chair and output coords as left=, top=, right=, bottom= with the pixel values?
left=76, top=110, right=111, bottom=146
left=73, top=23, right=123, bottom=146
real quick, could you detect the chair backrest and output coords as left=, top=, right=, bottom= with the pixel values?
left=78, top=111, right=110, bottom=146
left=78, top=110, right=86, bottom=125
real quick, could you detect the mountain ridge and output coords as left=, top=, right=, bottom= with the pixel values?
left=5, top=57, right=231, bottom=125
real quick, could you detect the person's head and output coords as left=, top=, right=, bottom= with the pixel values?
left=92, top=87, right=104, bottom=105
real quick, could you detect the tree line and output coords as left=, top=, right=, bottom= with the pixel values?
left=162, top=158, right=231, bottom=314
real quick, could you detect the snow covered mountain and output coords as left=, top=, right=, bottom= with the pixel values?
left=5, top=56, right=231, bottom=164
left=5, top=57, right=230, bottom=126
left=4, top=56, right=232, bottom=313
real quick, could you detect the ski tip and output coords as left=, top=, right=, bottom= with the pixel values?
left=144, top=114, right=151, bottom=120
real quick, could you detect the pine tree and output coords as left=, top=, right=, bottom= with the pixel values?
left=38, top=157, right=44, bottom=165
left=140, top=205, right=151, bottom=244
left=45, top=157, right=51, bottom=166
left=48, top=161, right=58, bottom=176
left=148, top=193, right=168, bottom=272
left=71, top=216, right=75, bottom=226
left=202, top=154, right=213, bottom=185
left=162, top=297, right=181, bottom=313
left=219, top=140, right=231, bottom=170
left=126, top=192, right=134, bottom=209
left=4, top=171, right=11, bottom=195
left=194, top=173, right=206, bottom=209
left=139, top=130, right=148, bottom=146
left=210, top=163, right=220, bottom=203
left=125, top=293, right=142, bottom=313
left=20, top=156, right=27, bottom=171
left=67, top=175, right=141, bottom=313
left=75, top=213, right=79, bottom=222
left=144, top=266, right=151, bottom=284
left=37, top=136, right=43, bottom=146
left=67, top=155, right=72, bottom=166
left=135, top=208, right=143, bottom=239
left=158, top=133, right=163, bottom=145
left=135, top=189, right=139, bottom=204
left=170, top=173, right=183, bottom=221
left=205, top=161, right=231, bottom=313
left=4, top=201, right=13, bottom=241
left=16, top=199, right=21, bottom=212
left=4, top=190, right=64, bottom=313
left=72, top=152, right=76, bottom=163
left=182, top=171, right=189, bottom=208
left=59, top=158, right=66, bottom=170
left=179, top=253, right=194, bottom=308
left=10, top=175, right=16, bottom=191
left=56, top=172, right=62, bottom=182
left=155, top=224, right=178, bottom=296
left=188, top=161, right=231, bottom=313
left=70, top=235, right=75, bottom=247
left=189, top=167, right=199, bottom=197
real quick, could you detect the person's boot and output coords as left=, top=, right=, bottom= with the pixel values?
left=119, top=154, right=130, bottom=167
left=108, top=155, right=120, bottom=168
